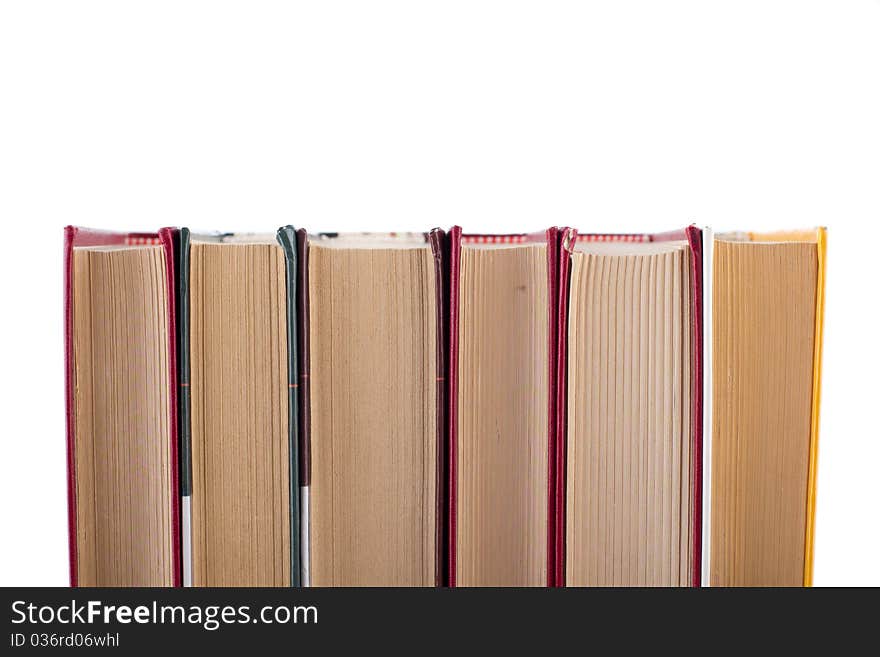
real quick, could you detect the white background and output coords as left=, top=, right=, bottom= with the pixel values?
left=1, top=1, right=878, bottom=586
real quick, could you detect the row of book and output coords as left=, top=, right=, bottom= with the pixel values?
left=64, top=224, right=826, bottom=587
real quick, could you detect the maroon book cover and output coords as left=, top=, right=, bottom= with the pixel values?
left=447, top=227, right=562, bottom=587
left=64, top=226, right=181, bottom=587
left=553, top=227, right=577, bottom=587
left=557, top=226, right=704, bottom=587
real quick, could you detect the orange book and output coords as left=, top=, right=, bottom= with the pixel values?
left=705, top=228, right=826, bottom=586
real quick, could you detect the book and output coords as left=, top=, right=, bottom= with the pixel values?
left=705, top=228, right=826, bottom=586
left=447, top=228, right=559, bottom=586
left=64, top=224, right=826, bottom=587
left=64, top=227, right=180, bottom=586
left=561, top=228, right=703, bottom=587
left=299, top=230, right=447, bottom=586
left=179, top=229, right=299, bottom=586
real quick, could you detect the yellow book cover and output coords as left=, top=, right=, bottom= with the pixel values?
left=748, top=228, right=826, bottom=586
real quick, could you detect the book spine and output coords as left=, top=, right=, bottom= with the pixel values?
left=276, top=226, right=302, bottom=587
left=63, top=227, right=78, bottom=588
left=684, top=226, right=705, bottom=588
left=804, top=227, right=827, bottom=587
left=447, top=226, right=462, bottom=587
left=175, top=228, right=193, bottom=587
left=295, top=228, right=311, bottom=587
left=554, top=227, right=577, bottom=587
left=544, top=227, right=560, bottom=588
left=158, top=227, right=182, bottom=588
left=428, top=229, right=449, bottom=587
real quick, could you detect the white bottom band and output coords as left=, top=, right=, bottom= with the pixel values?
left=182, top=496, right=192, bottom=587
left=301, top=486, right=310, bottom=587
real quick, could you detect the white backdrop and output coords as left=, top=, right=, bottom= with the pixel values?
left=1, top=1, right=878, bottom=586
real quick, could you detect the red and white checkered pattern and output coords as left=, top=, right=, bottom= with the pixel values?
left=576, top=233, right=649, bottom=243
left=461, top=234, right=529, bottom=244
left=124, top=235, right=162, bottom=245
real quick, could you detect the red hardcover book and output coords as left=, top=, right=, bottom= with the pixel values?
left=64, top=226, right=180, bottom=587
left=559, top=227, right=703, bottom=587
left=448, top=227, right=567, bottom=587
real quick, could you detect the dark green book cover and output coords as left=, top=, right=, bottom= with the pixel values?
left=276, top=226, right=302, bottom=587
left=176, top=228, right=302, bottom=587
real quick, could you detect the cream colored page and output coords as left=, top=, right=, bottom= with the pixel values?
left=308, top=246, right=437, bottom=586
left=711, top=240, right=816, bottom=586
left=190, top=243, right=290, bottom=586
left=73, top=247, right=173, bottom=586
left=566, top=246, right=693, bottom=586
left=457, top=244, right=549, bottom=587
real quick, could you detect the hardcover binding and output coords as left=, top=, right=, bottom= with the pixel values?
left=295, top=229, right=312, bottom=491
left=428, top=229, right=450, bottom=587
left=295, top=228, right=312, bottom=586
left=447, top=227, right=462, bottom=587
left=544, top=227, right=560, bottom=587
left=176, top=228, right=193, bottom=586
left=556, top=226, right=704, bottom=587
left=64, top=226, right=181, bottom=587
left=684, top=226, right=705, bottom=588
left=805, top=228, right=827, bottom=587
left=553, top=227, right=577, bottom=587
left=447, top=227, right=560, bottom=587
left=276, top=227, right=303, bottom=587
